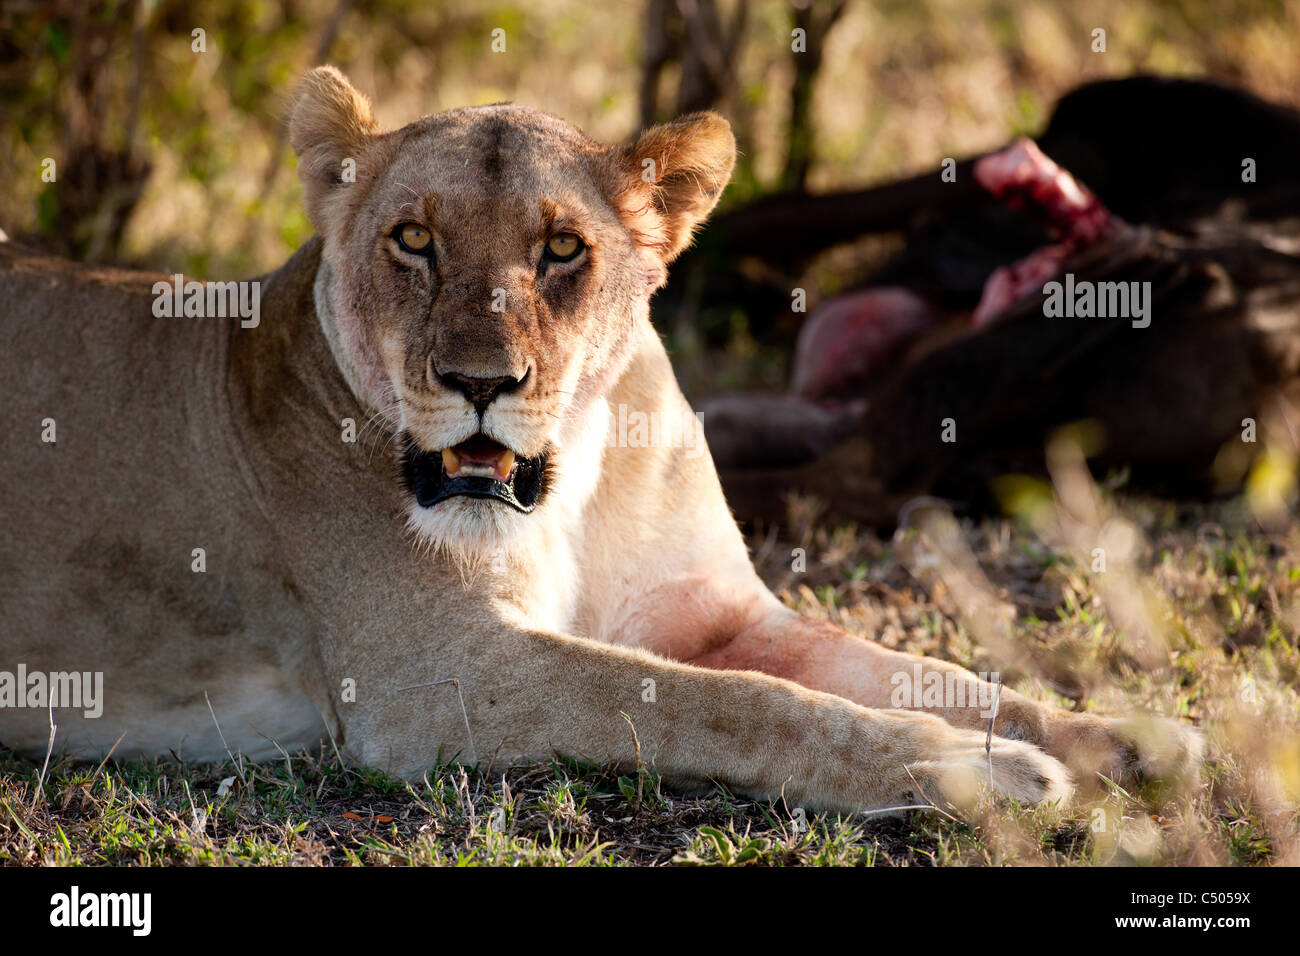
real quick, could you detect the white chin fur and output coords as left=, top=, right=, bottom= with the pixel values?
left=404, top=495, right=531, bottom=574
left=401, top=397, right=611, bottom=576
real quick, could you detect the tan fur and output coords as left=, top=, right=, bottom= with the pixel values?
left=0, top=68, right=1202, bottom=815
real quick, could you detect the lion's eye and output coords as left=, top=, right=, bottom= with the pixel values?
left=544, top=233, right=584, bottom=262
left=395, top=223, right=433, bottom=255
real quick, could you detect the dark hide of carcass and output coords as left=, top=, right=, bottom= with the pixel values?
left=693, top=76, right=1300, bottom=527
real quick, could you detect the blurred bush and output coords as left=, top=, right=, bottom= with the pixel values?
left=2, top=0, right=1298, bottom=283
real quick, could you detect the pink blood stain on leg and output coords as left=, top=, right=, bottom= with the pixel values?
left=971, top=137, right=1116, bottom=325
left=791, top=286, right=940, bottom=398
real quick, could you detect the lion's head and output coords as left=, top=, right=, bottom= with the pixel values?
left=289, top=66, right=734, bottom=556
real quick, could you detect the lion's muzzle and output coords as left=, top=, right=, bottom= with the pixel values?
left=401, top=432, right=549, bottom=514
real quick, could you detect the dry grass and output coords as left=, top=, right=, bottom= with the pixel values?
left=750, top=447, right=1300, bottom=866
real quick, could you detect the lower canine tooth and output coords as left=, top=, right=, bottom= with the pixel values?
left=496, top=449, right=516, bottom=479
left=441, top=448, right=461, bottom=473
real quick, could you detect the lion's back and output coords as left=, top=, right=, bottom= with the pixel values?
left=0, top=237, right=323, bottom=762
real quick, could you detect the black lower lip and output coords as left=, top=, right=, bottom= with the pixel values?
left=400, top=438, right=548, bottom=514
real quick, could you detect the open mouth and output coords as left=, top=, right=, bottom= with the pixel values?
left=401, top=433, right=549, bottom=514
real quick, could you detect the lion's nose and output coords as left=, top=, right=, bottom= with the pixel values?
left=436, top=369, right=526, bottom=415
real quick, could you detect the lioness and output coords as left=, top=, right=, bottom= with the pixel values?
left=0, top=67, right=1200, bottom=814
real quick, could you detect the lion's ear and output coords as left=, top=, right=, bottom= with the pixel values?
left=606, top=112, right=736, bottom=263
left=289, top=66, right=381, bottom=231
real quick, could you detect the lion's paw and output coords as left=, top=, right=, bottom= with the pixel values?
left=902, top=731, right=1073, bottom=812
left=1049, top=712, right=1205, bottom=795
left=1109, top=714, right=1205, bottom=791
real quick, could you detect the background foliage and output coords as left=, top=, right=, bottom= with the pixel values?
left=4, top=0, right=1299, bottom=285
